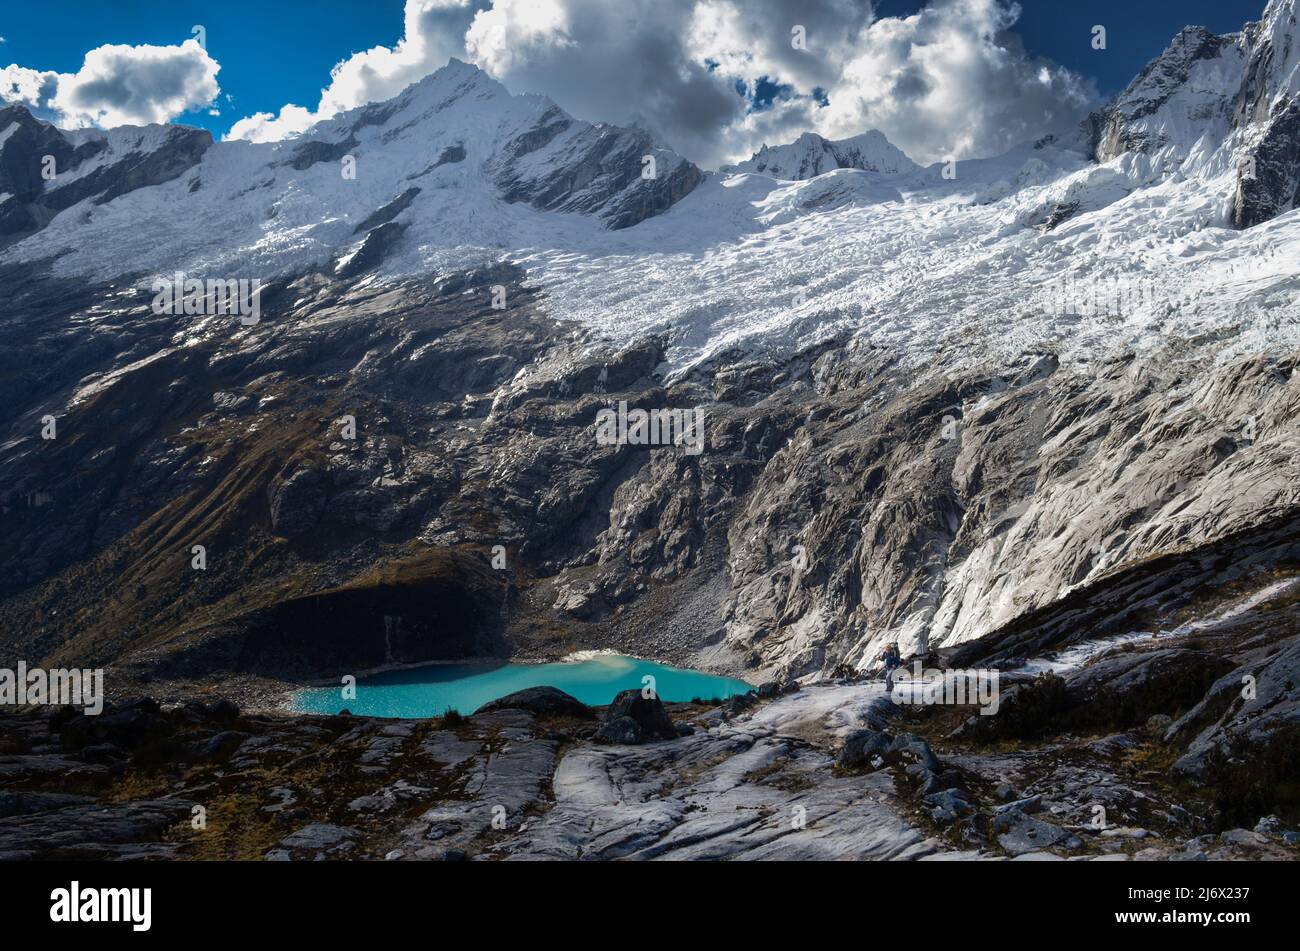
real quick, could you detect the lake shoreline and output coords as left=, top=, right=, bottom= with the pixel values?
left=98, top=644, right=761, bottom=720
left=291, top=653, right=757, bottom=719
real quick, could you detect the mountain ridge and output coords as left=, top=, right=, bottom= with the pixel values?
left=0, top=2, right=1297, bottom=691
left=727, top=129, right=918, bottom=180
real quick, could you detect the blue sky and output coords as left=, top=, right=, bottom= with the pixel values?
left=0, top=0, right=1275, bottom=166
left=987, top=0, right=1268, bottom=94
left=0, top=0, right=409, bottom=136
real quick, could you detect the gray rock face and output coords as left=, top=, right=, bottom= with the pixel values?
left=1171, top=634, right=1300, bottom=780
left=488, top=116, right=703, bottom=230
left=0, top=104, right=211, bottom=242
left=1088, top=27, right=1236, bottom=163
left=336, top=221, right=407, bottom=278
left=1233, top=96, right=1300, bottom=228
left=287, top=136, right=357, bottom=171
left=354, top=187, right=421, bottom=234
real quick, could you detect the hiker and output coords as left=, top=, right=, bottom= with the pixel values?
left=879, top=641, right=902, bottom=694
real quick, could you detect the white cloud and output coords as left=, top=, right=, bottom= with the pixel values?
left=227, top=103, right=318, bottom=143
left=228, top=0, right=489, bottom=142
left=812, top=0, right=1096, bottom=163
left=228, top=0, right=1096, bottom=167
left=1, top=64, right=61, bottom=113
left=1, top=39, right=220, bottom=128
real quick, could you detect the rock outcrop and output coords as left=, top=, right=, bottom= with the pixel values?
left=1086, top=0, right=1300, bottom=228
left=593, top=688, right=681, bottom=744
left=0, top=104, right=211, bottom=242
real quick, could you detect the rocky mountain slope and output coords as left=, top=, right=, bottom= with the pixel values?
left=0, top=0, right=1296, bottom=777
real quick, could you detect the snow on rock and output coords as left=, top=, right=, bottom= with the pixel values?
left=2, top=59, right=702, bottom=279
left=1, top=6, right=1298, bottom=382
left=727, top=130, right=918, bottom=180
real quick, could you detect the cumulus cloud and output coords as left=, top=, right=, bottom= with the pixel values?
left=229, top=0, right=1095, bottom=167
left=1, top=39, right=219, bottom=128
left=229, top=0, right=489, bottom=142
left=811, top=0, right=1096, bottom=163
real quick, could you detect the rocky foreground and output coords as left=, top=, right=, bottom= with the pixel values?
left=4, top=572, right=1299, bottom=862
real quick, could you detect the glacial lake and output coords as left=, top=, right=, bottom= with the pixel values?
left=291, top=654, right=754, bottom=718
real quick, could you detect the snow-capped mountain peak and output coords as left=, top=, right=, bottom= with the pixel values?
left=1, top=57, right=703, bottom=280
left=728, top=129, right=918, bottom=180
left=1, top=4, right=1298, bottom=384
left=1082, top=0, right=1300, bottom=228
left=0, top=104, right=211, bottom=242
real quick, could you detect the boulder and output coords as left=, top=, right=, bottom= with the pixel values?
left=595, top=689, right=679, bottom=744
left=60, top=699, right=165, bottom=751
left=906, top=765, right=944, bottom=795
left=724, top=691, right=759, bottom=716
left=207, top=699, right=241, bottom=721
left=924, top=788, right=973, bottom=825
left=836, top=729, right=893, bottom=769
left=995, top=794, right=1043, bottom=817
left=474, top=686, right=592, bottom=718
left=79, top=743, right=126, bottom=764
left=593, top=716, right=642, bottom=745
left=995, top=809, right=1079, bottom=856
left=886, top=732, right=941, bottom=771
left=191, top=730, right=251, bottom=762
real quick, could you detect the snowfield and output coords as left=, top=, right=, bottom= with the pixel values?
left=4, top=7, right=1300, bottom=380
left=517, top=152, right=1300, bottom=377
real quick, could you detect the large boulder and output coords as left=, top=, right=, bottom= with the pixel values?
left=836, top=729, right=893, bottom=769
left=474, top=686, right=592, bottom=718
left=593, top=689, right=679, bottom=745
left=189, top=730, right=251, bottom=762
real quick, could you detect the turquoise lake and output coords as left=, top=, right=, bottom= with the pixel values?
left=291, top=654, right=753, bottom=718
